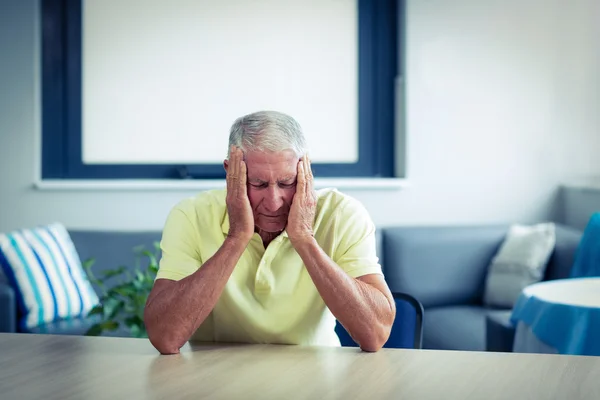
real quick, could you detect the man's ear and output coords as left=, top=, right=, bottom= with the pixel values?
left=223, top=160, right=229, bottom=172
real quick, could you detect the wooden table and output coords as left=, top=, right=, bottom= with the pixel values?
left=0, top=333, right=599, bottom=400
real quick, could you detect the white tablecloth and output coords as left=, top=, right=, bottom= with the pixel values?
left=513, top=321, right=558, bottom=354
left=510, top=277, right=600, bottom=356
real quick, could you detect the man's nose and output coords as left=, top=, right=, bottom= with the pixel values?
left=263, top=186, right=285, bottom=212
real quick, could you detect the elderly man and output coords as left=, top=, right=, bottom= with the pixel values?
left=144, top=111, right=395, bottom=354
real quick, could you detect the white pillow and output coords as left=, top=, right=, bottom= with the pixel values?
left=483, top=223, right=556, bottom=308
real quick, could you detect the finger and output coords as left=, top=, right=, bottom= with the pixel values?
left=226, top=146, right=234, bottom=191
left=231, top=146, right=239, bottom=178
left=239, top=157, right=247, bottom=188
left=305, top=156, right=313, bottom=184
left=233, top=149, right=244, bottom=197
left=237, top=158, right=247, bottom=201
left=226, top=146, right=236, bottom=191
left=303, top=158, right=311, bottom=198
left=227, top=146, right=234, bottom=174
left=296, top=159, right=305, bottom=196
left=304, top=157, right=316, bottom=205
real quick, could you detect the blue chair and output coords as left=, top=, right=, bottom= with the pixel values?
left=335, top=292, right=424, bottom=349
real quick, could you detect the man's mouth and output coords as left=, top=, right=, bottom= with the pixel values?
left=260, top=212, right=288, bottom=219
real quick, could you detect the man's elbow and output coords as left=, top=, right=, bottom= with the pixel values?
left=145, top=312, right=182, bottom=355
left=358, top=325, right=392, bottom=352
left=148, top=331, right=182, bottom=355
left=156, top=345, right=181, bottom=356
left=359, top=335, right=387, bottom=352
left=360, top=341, right=384, bottom=352
left=360, top=306, right=396, bottom=352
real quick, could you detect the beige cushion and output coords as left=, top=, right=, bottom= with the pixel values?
left=483, top=223, right=556, bottom=308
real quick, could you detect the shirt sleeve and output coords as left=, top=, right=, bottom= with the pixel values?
left=155, top=203, right=202, bottom=281
left=333, top=197, right=383, bottom=279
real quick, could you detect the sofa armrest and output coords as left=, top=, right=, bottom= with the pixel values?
left=0, top=283, right=16, bottom=333
left=486, top=310, right=515, bottom=352
left=545, top=224, right=583, bottom=280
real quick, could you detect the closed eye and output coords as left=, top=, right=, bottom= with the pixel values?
left=249, top=182, right=268, bottom=189
left=248, top=181, right=295, bottom=189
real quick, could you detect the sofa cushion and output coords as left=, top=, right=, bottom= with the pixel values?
left=483, top=223, right=556, bottom=308
left=423, top=305, right=499, bottom=351
left=0, top=223, right=100, bottom=330
left=382, top=226, right=508, bottom=308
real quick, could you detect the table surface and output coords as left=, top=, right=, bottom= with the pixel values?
left=523, top=277, right=600, bottom=307
left=1, top=333, right=599, bottom=400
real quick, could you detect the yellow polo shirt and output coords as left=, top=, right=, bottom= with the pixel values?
left=156, top=188, right=382, bottom=346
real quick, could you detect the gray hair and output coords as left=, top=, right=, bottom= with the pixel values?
left=227, top=111, right=308, bottom=159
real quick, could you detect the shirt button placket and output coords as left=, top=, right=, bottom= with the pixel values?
left=255, top=242, right=278, bottom=292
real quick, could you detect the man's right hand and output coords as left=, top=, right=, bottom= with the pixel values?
left=226, top=146, right=255, bottom=243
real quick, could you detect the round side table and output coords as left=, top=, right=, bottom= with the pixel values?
left=510, top=277, right=600, bottom=356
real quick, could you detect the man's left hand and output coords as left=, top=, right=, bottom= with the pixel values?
left=287, top=156, right=317, bottom=246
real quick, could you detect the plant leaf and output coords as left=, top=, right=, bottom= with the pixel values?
left=136, top=270, right=146, bottom=281
left=124, top=315, right=143, bottom=328
left=124, top=304, right=137, bottom=314
left=85, top=323, right=103, bottom=336
left=82, top=258, right=96, bottom=270
left=129, top=324, right=140, bottom=337
left=82, top=259, right=104, bottom=286
left=132, top=280, right=142, bottom=290
left=125, top=316, right=146, bottom=338
left=101, top=321, right=119, bottom=331
left=103, top=298, right=123, bottom=320
left=148, top=264, right=159, bottom=274
left=141, top=250, right=157, bottom=268
left=83, top=261, right=108, bottom=296
left=102, top=266, right=128, bottom=279
left=82, top=243, right=157, bottom=338
left=87, top=304, right=104, bottom=317
left=112, top=285, right=138, bottom=298
left=130, top=324, right=147, bottom=338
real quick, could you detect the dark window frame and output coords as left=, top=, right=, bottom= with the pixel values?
left=41, top=0, right=401, bottom=180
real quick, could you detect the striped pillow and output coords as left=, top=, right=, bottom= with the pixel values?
left=0, top=223, right=99, bottom=330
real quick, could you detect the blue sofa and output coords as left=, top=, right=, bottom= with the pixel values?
left=380, top=224, right=582, bottom=351
left=0, top=224, right=583, bottom=352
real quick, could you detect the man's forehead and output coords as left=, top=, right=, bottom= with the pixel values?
left=248, top=174, right=296, bottom=183
left=243, top=149, right=299, bottom=182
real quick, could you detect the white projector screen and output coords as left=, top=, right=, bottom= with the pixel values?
left=81, top=0, right=359, bottom=165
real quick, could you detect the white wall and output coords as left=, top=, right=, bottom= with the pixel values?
left=1, top=0, right=599, bottom=233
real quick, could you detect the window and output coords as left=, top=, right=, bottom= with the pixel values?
left=41, top=0, right=402, bottom=180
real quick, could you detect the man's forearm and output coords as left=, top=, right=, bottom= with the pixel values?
left=293, top=238, right=395, bottom=351
left=144, top=237, right=247, bottom=354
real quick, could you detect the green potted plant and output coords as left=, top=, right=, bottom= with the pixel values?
left=83, top=242, right=160, bottom=338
